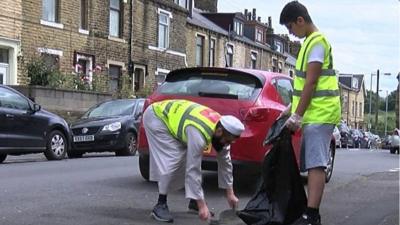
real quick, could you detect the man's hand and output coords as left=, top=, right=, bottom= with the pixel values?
left=284, top=113, right=302, bottom=131
left=277, top=103, right=291, bottom=120
left=197, top=199, right=210, bottom=221
left=226, top=188, right=239, bottom=209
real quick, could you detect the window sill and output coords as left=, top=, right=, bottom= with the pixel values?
left=79, top=29, right=89, bottom=35
left=108, top=36, right=126, bottom=43
left=40, top=20, right=64, bottom=29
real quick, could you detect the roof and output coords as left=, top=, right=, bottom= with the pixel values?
left=339, top=74, right=365, bottom=93
left=187, top=8, right=274, bottom=52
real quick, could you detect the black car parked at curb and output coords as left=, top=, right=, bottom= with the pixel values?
left=0, top=85, right=70, bottom=163
left=68, top=98, right=145, bottom=158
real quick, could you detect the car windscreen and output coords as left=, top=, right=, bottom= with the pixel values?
left=83, top=100, right=135, bottom=118
left=157, top=71, right=263, bottom=100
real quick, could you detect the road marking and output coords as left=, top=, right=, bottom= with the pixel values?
left=388, top=168, right=400, bottom=172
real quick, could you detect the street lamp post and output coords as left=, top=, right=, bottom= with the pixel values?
left=368, top=73, right=376, bottom=131
left=384, top=90, right=389, bottom=136
left=374, top=70, right=380, bottom=133
left=373, top=70, right=391, bottom=134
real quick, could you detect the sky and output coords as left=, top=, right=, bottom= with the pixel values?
left=218, top=0, right=400, bottom=97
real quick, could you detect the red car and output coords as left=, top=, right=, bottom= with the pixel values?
left=137, top=67, right=335, bottom=182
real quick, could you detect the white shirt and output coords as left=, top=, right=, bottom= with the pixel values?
left=307, top=43, right=325, bottom=64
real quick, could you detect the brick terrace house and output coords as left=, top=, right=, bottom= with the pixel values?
left=339, top=74, right=366, bottom=129
left=1, top=0, right=300, bottom=96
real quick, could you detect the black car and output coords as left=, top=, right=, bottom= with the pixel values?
left=69, top=98, right=145, bottom=158
left=0, top=85, right=70, bottom=163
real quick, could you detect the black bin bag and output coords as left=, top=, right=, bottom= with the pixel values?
left=237, top=116, right=307, bottom=225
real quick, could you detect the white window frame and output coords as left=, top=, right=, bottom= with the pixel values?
left=133, top=64, right=146, bottom=91
left=209, top=38, right=216, bottom=67
left=250, top=51, right=257, bottom=69
left=38, top=47, right=63, bottom=57
left=226, top=44, right=234, bottom=67
left=75, top=54, right=94, bottom=84
left=0, top=38, right=19, bottom=85
left=256, top=28, right=263, bottom=42
left=109, top=0, right=122, bottom=38
left=195, top=34, right=206, bottom=67
left=157, top=9, right=172, bottom=49
left=42, top=0, right=60, bottom=24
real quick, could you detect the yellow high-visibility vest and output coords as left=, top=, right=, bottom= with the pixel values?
left=152, top=99, right=220, bottom=152
left=292, top=31, right=341, bottom=125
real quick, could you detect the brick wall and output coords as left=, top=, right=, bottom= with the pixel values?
left=0, top=1, right=22, bottom=40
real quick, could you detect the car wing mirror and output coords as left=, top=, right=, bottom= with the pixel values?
left=33, top=103, right=41, bottom=112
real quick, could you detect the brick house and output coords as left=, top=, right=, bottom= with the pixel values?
left=131, top=0, right=188, bottom=91
left=339, top=74, right=366, bottom=129
left=0, top=0, right=22, bottom=85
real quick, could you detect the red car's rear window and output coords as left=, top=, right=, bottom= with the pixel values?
left=157, top=71, right=263, bottom=101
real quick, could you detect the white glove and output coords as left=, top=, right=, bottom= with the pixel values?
left=284, top=113, right=302, bottom=131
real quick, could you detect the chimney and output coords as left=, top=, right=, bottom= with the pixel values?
left=268, top=16, right=272, bottom=28
left=248, top=12, right=252, bottom=20
left=257, top=16, right=261, bottom=22
left=244, top=9, right=248, bottom=19
left=252, top=8, right=256, bottom=20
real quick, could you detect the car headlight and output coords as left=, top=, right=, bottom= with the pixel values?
left=102, top=122, right=121, bottom=132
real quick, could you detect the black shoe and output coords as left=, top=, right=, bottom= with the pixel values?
left=187, top=199, right=215, bottom=217
left=290, top=214, right=321, bottom=225
left=188, top=199, right=198, bottom=213
left=151, top=203, right=174, bottom=223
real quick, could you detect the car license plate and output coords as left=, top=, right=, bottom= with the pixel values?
left=73, top=135, right=94, bottom=142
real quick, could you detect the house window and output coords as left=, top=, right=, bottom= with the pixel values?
left=234, top=21, right=243, bottom=36
left=359, top=102, right=362, bottom=117
left=272, top=58, right=277, bottom=72
left=134, top=67, right=145, bottom=92
left=174, top=0, right=188, bottom=9
left=196, top=35, right=204, bottom=67
left=0, top=49, right=8, bottom=63
left=275, top=41, right=283, bottom=53
left=226, top=44, right=233, bottom=67
left=256, top=29, right=263, bottom=42
left=352, top=100, right=355, bottom=116
left=209, top=39, right=215, bottom=67
left=355, top=101, right=358, bottom=117
left=109, top=0, right=122, bottom=37
left=42, top=0, right=60, bottom=23
left=278, top=62, right=283, bottom=73
left=109, top=65, right=121, bottom=92
left=251, top=52, right=257, bottom=69
left=75, top=53, right=94, bottom=85
left=158, top=11, right=170, bottom=49
left=80, top=0, right=89, bottom=30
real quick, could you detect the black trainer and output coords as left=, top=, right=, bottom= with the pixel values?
left=187, top=199, right=215, bottom=217
left=188, top=199, right=198, bottom=213
left=290, top=214, right=321, bottom=225
left=151, top=203, right=174, bottom=223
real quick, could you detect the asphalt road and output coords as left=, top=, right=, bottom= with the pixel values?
left=0, top=149, right=398, bottom=225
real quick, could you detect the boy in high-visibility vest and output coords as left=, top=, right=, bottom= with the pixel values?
left=279, top=1, right=341, bottom=225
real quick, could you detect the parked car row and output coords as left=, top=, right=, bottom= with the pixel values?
left=337, top=121, right=384, bottom=149
left=0, top=84, right=145, bottom=163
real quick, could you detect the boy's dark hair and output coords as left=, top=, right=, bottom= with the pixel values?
left=279, top=1, right=313, bottom=25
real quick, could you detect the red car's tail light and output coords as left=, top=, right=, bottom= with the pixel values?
left=244, top=107, right=269, bottom=122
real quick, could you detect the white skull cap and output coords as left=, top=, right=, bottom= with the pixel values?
left=220, top=115, right=245, bottom=136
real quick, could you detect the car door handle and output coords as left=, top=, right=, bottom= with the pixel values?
left=5, top=114, right=14, bottom=118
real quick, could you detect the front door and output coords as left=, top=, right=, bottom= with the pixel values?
left=0, top=64, right=8, bottom=85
